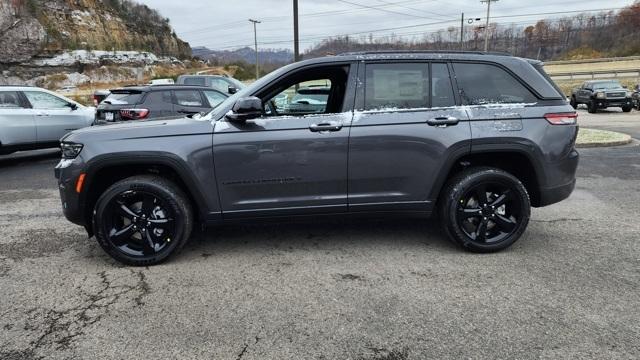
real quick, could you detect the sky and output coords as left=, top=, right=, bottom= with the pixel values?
left=136, top=0, right=636, bottom=51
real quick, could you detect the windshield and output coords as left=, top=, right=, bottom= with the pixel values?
left=592, top=81, right=623, bottom=90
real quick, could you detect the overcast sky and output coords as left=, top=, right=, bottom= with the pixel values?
left=137, top=0, right=635, bottom=51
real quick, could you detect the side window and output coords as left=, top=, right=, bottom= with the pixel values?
left=210, top=79, right=229, bottom=92
left=431, top=63, right=456, bottom=108
left=0, top=91, right=24, bottom=108
left=203, top=90, right=226, bottom=108
left=174, top=90, right=204, bottom=107
left=145, top=91, right=172, bottom=104
left=23, top=91, right=69, bottom=109
left=453, top=63, right=537, bottom=105
left=183, top=77, right=206, bottom=86
left=268, top=80, right=331, bottom=116
left=365, top=63, right=428, bottom=110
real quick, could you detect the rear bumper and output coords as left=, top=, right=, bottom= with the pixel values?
left=538, top=179, right=576, bottom=207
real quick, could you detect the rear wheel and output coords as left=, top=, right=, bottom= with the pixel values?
left=587, top=100, right=598, bottom=113
left=439, top=167, right=531, bottom=253
left=570, top=96, right=578, bottom=109
left=94, top=175, right=193, bottom=266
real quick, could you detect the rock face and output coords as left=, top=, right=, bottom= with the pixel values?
left=0, top=0, right=191, bottom=64
left=0, top=2, right=47, bottom=63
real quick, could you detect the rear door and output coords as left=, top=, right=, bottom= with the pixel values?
left=348, top=62, right=471, bottom=212
left=22, top=90, right=85, bottom=143
left=142, top=90, right=174, bottom=119
left=0, top=91, right=36, bottom=146
left=172, top=89, right=210, bottom=116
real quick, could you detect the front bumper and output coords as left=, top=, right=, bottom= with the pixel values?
left=595, top=98, right=632, bottom=108
left=54, top=158, right=87, bottom=227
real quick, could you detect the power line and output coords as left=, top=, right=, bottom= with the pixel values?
left=335, top=0, right=438, bottom=19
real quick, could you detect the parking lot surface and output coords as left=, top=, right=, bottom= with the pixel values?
left=1, top=110, right=639, bottom=359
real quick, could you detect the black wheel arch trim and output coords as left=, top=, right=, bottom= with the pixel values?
left=429, top=138, right=547, bottom=202
left=80, top=151, right=211, bottom=228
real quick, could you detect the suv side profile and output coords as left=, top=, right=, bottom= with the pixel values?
left=55, top=51, right=579, bottom=266
left=0, top=86, right=94, bottom=155
left=94, top=85, right=227, bottom=124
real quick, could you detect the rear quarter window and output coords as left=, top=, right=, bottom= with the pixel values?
left=453, top=63, right=538, bottom=105
left=183, top=77, right=206, bottom=86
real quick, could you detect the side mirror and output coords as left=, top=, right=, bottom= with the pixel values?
left=67, top=103, right=78, bottom=111
left=228, top=86, right=238, bottom=94
left=225, top=97, right=262, bottom=122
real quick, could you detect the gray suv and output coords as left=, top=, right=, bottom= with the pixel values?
left=55, top=51, right=579, bottom=266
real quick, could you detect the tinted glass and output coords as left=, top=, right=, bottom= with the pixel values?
left=145, top=91, right=172, bottom=104
left=183, top=77, right=206, bottom=86
left=431, top=63, right=456, bottom=108
left=104, top=92, right=143, bottom=105
left=268, top=80, right=331, bottom=116
left=454, top=63, right=537, bottom=105
left=174, top=90, right=203, bottom=107
left=592, top=81, right=622, bottom=90
left=210, top=79, right=230, bottom=92
left=365, top=63, right=428, bottom=110
left=203, top=90, right=226, bottom=108
left=0, top=91, right=24, bottom=108
left=24, top=91, right=69, bottom=109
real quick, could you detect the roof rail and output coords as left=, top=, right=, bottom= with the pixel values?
left=0, top=84, right=36, bottom=87
left=338, top=50, right=512, bottom=56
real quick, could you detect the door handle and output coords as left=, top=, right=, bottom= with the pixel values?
left=36, top=112, right=49, bottom=117
left=427, top=117, right=459, bottom=127
left=309, top=122, right=342, bottom=132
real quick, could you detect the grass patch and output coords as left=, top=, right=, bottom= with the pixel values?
left=576, top=128, right=632, bottom=148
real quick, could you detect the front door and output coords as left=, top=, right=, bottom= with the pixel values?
left=23, top=90, right=83, bottom=143
left=348, top=62, right=471, bottom=212
left=213, top=64, right=355, bottom=218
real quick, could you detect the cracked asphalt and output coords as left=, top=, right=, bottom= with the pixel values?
left=1, top=110, right=639, bottom=359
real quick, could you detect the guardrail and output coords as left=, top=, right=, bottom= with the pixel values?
left=549, top=69, right=640, bottom=80
left=544, top=56, right=640, bottom=66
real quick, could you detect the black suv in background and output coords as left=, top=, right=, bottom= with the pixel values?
left=94, top=85, right=228, bottom=124
left=56, top=51, right=579, bottom=266
left=570, top=80, right=633, bottom=113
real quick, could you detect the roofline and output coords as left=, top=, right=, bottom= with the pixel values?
left=337, top=50, right=513, bottom=57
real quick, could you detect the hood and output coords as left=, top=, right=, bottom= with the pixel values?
left=62, top=117, right=214, bottom=143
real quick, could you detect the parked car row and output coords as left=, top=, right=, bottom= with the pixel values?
left=0, top=75, right=245, bottom=154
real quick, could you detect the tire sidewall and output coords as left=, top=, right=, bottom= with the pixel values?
left=442, top=169, right=531, bottom=253
left=94, top=178, right=191, bottom=266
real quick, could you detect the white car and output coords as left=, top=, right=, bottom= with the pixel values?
left=0, top=86, right=95, bottom=155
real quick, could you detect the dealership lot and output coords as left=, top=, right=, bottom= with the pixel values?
left=1, top=111, right=639, bottom=359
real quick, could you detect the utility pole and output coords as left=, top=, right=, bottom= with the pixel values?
left=460, top=13, right=464, bottom=50
left=480, top=0, right=498, bottom=52
left=249, top=19, right=261, bottom=79
left=293, top=0, right=300, bottom=62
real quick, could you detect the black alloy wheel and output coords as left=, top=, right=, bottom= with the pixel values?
left=440, top=167, right=531, bottom=252
left=94, top=176, right=193, bottom=266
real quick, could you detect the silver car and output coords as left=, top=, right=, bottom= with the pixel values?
left=0, top=86, right=95, bottom=155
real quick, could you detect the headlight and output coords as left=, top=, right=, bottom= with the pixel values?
left=596, top=92, right=606, bottom=99
left=60, top=142, right=83, bottom=159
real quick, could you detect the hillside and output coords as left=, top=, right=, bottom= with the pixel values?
left=193, top=46, right=293, bottom=65
left=0, top=0, right=191, bottom=64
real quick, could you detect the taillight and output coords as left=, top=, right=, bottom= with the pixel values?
left=120, top=109, right=150, bottom=120
left=544, top=112, right=577, bottom=125
left=92, top=95, right=99, bottom=106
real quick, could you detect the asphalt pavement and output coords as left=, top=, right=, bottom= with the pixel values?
left=0, top=112, right=639, bottom=359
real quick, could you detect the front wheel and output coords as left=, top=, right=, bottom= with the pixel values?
left=570, top=96, right=578, bottom=109
left=439, top=167, right=531, bottom=253
left=622, top=105, right=632, bottom=113
left=94, top=175, right=193, bottom=266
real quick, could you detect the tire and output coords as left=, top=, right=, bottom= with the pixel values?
left=439, top=167, right=531, bottom=253
left=587, top=100, right=597, bottom=113
left=93, top=175, right=193, bottom=266
left=622, top=105, right=632, bottom=113
left=570, top=96, right=578, bottom=109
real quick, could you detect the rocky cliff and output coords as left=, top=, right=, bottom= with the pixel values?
left=0, top=0, right=191, bottom=64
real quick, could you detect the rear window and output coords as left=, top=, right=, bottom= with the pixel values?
left=183, top=77, right=206, bottom=86
left=454, top=63, right=537, bottom=105
left=104, top=92, right=143, bottom=105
